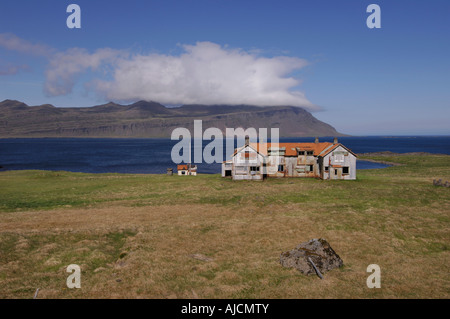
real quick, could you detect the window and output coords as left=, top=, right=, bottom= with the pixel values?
left=343, top=167, right=349, bottom=174
left=308, top=165, right=314, bottom=172
left=278, top=165, right=284, bottom=172
left=324, top=166, right=329, bottom=172
left=335, top=169, right=338, bottom=175
left=307, top=151, right=314, bottom=156
left=225, top=170, right=232, bottom=177
left=334, top=152, right=344, bottom=163
left=250, top=166, right=260, bottom=172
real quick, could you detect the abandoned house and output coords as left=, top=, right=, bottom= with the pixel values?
left=221, top=137, right=357, bottom=181
left=177, top=164, right=197, bottom=176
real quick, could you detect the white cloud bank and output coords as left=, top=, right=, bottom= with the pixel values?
left=95, top=42, right=316, bottom=109
left=45, top=48, right=124, bottom=96
left=0, top=34, right=317, bottom=110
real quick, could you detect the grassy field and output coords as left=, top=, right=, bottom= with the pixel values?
left=0, top=154, right=449, bottom=299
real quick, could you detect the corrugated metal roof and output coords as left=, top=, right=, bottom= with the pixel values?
left=249, top=142, right=335, bottom=156
left=231, top=142, right=357, bottom=158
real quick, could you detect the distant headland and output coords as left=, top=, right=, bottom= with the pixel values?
left=0, top=99, right=346, bottom=138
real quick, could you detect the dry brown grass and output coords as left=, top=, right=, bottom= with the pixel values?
left=1, top=201, right=448, bottom=299
left=0, top=154, right=449, bottom=299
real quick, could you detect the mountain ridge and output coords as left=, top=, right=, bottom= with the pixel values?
left=0, top=99, right=347, bottom=138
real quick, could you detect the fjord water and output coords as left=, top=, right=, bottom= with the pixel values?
left=0, top=136, right=449, bottom=174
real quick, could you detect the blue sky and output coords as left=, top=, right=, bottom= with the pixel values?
left=0, top=0, right=449, bottom=135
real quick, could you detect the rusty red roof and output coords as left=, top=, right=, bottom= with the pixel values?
left=249, top=142, right=335, bottom=156
left=232, top=142, right=356, bottom=158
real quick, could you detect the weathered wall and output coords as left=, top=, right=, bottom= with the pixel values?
left=231, top=145, right=264, bottom=180
left=222, top=144, right=356, bottom=180
left=322, top=145, right=356, bottom=180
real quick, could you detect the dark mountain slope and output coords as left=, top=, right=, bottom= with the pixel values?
left=0, top=100, right=345, bottom=138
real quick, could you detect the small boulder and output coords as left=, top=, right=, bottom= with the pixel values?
left=280, top=238, right=343, bottom=276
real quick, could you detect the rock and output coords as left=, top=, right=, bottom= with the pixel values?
left=280, top=238, right=343, bottom=276
left=433, top=179, right=450, bottom=187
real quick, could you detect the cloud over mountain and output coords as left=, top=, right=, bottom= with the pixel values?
left=0, top=34, right=317, bottom=110
left=94, top=42, right=316, bottom=109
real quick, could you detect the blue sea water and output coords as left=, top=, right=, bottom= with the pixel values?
left=0, top=136, right=449, bottom=174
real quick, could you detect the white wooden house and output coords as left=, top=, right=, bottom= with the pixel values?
left=177, top=164, right=197, bottom=176
left=222, top=138, right=357, bottom=180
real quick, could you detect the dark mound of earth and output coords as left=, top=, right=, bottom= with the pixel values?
left=280, top=238, right=343, bottom=276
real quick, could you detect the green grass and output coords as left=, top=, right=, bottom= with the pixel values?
left=0, top=154, right=448, bottom=213
left=0, top=229, right=136, bottom=297
left=0, top=153, right=449, bottom=299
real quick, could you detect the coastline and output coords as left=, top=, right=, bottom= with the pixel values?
left=356, top=151, right=449, bottom=167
